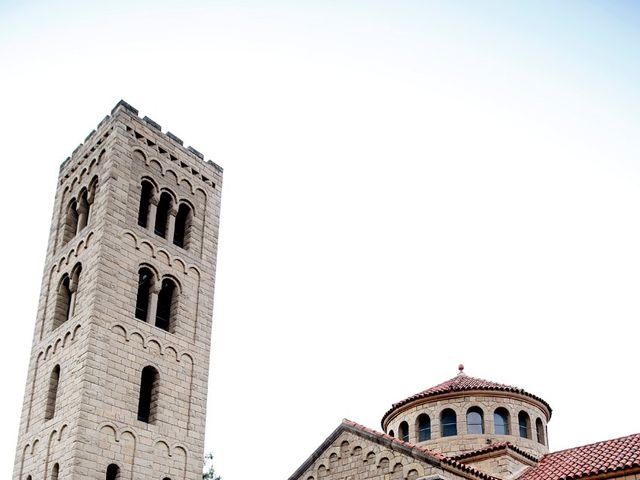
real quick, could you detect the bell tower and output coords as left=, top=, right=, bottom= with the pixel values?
left=13, top=100, right=223, bottom=479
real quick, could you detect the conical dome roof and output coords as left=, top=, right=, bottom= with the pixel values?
left=381, top=366, right=552, bottom=427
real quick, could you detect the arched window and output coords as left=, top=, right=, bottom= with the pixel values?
left=441, top=409, right=457, bottom=437
left=45, top=365, right=61, bottom=420
left=156, top=278, right=177, bottom=332
left=173, top=203, right=193, bottom=249
left=62, top=199, right=79, bottom=245
left=53, top=274, right=72, bottom=329
left=519, top=411, right=531, bottom=439
left=388, top=429, right=394, bottom=437
left=398, top=421, right=409, bottom=442
left=137, top=366, right=159, bottom=423
left=51, top=463, right=59, bottom=480
left=154, top=192, right=173, bottom=238
left=106, top=464, right=121, bottom=480
left=138, top=181, right=155, bottom=228
left=494, top=408, right=510, bottom=435
left=467, top=407, right=484, bottom=434
left=417, top=414, right=431, bottom=441
left=536, top=418, right=546, bottom=445
left=135, top=267, right=154, bottom=322
left=26, top=476, right=32, bottom=480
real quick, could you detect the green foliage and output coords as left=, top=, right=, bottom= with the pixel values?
left=203, top=452, right=222, bottom=480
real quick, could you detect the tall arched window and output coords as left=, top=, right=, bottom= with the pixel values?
left=156, top=278, right=177, bottom=332
left=138, top=181, right=155, bottom=228
left=441, top=409, right=457, bottom=437
left=173, top=203, right=193, bottom=249
left=53, top=275, right=72, bottom=330
left=135, top=267, right=154, bottom=322
left=45, top=365, right=61, bottom=420
left=51, top=463, right=59, bottom=480
left=398, top=421, right=409, bottom=442
left=417, top=414, right=431, bottom=441
left=62, top=199, right=79, bottom=245
left=155, top=192, right=173, bottom=238
left=467, top=407, right=484, bottom=434
left=536, top=418, right=546, bottom=445
left=77, top=189, right=90, bottom=231
left=494, top=408, right=510, bottom=435
left=519, top=411, right=531, bottom=439
left=106, top=463, right=121, bottom=480
left=137, top=366, right=159, bottom=423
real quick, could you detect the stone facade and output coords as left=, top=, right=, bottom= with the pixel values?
left=13, top=101, right=223, bottom=480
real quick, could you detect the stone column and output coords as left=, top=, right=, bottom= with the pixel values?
left=76, top=200, right=89, bottom=232
left=166, top=205, right=178, bottom=243
left=149, top=193, right=160, bottom=233
left=147, top=281, right=160, bottom=325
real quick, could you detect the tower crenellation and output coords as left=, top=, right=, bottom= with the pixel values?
left=14, top=100, right=223, bottom=479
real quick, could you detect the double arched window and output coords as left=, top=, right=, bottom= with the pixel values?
left=441, top=409, right=457, bottom=437
left=467, top=407, right=484, bottom=434
left=137, top=366, right=159, bottom=424
left=416, top=414, right=431, bottom=441
left=494, top=408, right=510, bottom=435
left=135, top=267, right=179, bottom=333
left=53, top=263, right=82, bottom=330
left=62, top=177, right=98, bottom=246
left=137, top=180, right=194, bottom=250
left=519, top=411, right=531, bottom=439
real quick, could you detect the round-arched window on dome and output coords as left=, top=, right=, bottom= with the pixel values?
left=441, top=409, right=457, bottom=437
left=494, top=408, right=510, bottom=435
left=416, top=414, right=431, bottom=442
left=467, top=407, right=484, bottom=434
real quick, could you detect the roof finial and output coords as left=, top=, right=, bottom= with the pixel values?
left=458, top=364, right=465, bottom=375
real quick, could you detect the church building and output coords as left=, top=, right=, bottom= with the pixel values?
left=289, top=365, right=640, bottom=480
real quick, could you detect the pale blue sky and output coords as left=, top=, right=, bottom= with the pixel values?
left=1, top=2, right=639, bottom=479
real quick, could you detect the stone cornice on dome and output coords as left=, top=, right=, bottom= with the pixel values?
left=381, top=371, right=552, bottom=428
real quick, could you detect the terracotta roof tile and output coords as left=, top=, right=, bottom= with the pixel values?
left=519, top=433, right=640, bottom=480
left=382, top=372, right=551, bottom=426
left=448, top=442, right=540, bottom=463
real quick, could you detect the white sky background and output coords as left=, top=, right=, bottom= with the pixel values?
left=1, top=1, right=640, bottom=478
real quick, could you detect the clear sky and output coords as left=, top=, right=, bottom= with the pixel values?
left=1, top=1, right=639, bottom=479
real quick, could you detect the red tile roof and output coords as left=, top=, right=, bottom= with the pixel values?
left=382, top=371, right=551, bottom=426
left=518, top=433, right=640, bottom=480
left=449, top=442, right=539, bottom=463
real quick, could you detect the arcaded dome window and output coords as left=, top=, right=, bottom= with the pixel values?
left=137, top=366, right=159, bottom=423
left=441, top=409, right=457, bottom=437
left=467, top=407, right=484, bottom=434
left=106, top=464, right=121, bottom=480
left=536, top=418, right=546, bottom=445
left=494, top=407, right=510, bottom=435
left=399, top=421, right=409, bottom=442
left=519, top=411, right=531, bottom=439
left=389, top=429, right=394, bottom=437
left=416, top=414, right=431, bottom=441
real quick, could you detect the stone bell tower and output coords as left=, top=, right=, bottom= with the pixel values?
left=13, top=100, right=223, bottom=480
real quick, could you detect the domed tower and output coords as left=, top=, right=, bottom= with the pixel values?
left=381, top=366, right=551, bottom=458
